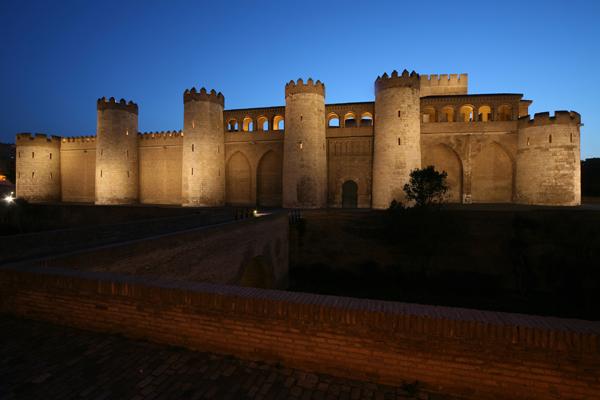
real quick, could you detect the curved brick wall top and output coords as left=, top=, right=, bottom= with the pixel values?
left=183, top=87, right=224, bottom=107
left=518, top=110, right=581, bottom=128
left=285, top=78, right=325, bottom=97
left=97, top=97, right=138, bottom=115
left=3, top=264, right=599, bottom=353
left=375, top=69, right=420, bottom=94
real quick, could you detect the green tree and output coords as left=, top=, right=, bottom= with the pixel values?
left=402, top=166, right=449, bottom=207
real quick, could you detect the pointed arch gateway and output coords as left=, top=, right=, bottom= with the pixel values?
left=256, top=150, right=282, bottom=207
left=226, top=151, right=252, bottom=205
left=422, top=144, right=463, bottom=203
left=471, top=142, right=513, bottom=203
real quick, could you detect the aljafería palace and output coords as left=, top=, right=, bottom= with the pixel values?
left=15, top=69, right=581, bottom=208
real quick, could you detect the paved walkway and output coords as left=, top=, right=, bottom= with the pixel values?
left=0, top=316, right=435, bottom=400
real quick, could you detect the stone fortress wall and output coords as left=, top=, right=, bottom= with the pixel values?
left=15, top=70, right=582, bottom=207
left=15, top=133, right=61, bottom=202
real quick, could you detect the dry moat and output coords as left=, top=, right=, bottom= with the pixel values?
left=1, top=202, right=600, bottom=399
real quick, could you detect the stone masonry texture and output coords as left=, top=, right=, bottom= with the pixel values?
left=15, top=71, right=582, bottom=207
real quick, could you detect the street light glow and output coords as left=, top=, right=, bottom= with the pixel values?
left=3, top=192, right=15, bottom=204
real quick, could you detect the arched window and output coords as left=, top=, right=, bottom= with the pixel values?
left=478, top=105, right=492, bottom=122
left=327, top=113, right=340, bottom=128
left=344, top=112, right=356, bottom=128
left=441, top=106, right=454, bottom=122
left=242, top=117, right=254, bottom=132
left=421, top=107, right=436, bottom=123
left=257, top=116, right=269, bottom=131
left=360, top=112, right=373, bottom=127
left=459, top=105, right=474, bottom=122
left=497, top=105, right=513, bottom=121
left=227, top=119, right=239, bottom=132
left=273, top=115, right=284, bottom=131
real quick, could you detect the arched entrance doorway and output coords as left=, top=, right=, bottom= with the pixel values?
left=226, top=152, right=252, bottom=205
left=256, top=150, right=282, bottom=207
left=341, top=180, right=358, bottom=208
left=471, top=142, right=513, bottom=203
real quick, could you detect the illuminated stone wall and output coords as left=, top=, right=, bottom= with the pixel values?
left=95, top=98, right=139, bottom=205
left=419, top=73, right=468, bottom=97
left=282, top=79, right=327, bottom=208
left=181, top=89, right=225, bottom=207
left=372, top=70, right=422, bottom=209
left=14, top=72, right=582, bottom=207
left=60, top=136, right=96, bottom=203
left=15, top=133, right=61, bottom=202
left=139, top=132, right=183, bottom=205
left=516, top=112, right=581, bottom=205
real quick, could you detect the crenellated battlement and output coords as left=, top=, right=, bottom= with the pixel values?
left=419, top=73, right=468, bottom=96
left=518, top=111, right=581, bottom=128
left=183, top=87, right=224, bottom=107
left=374, top=69, right=420, bottom=94
left=12, top=70, right=584, bottom=208
left=97, top=97, right=138, bottom=114
left=420, top=73, right=467, bottom=87
left=138, top=130, right=183, bottom=140
left=16, top=132, right=62, bottom=145
left=62, top=135, right=96, bottom=143
left=285, top=78, right=325, bottom=97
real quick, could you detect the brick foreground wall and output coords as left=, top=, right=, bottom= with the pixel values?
left=1, top=266, right=599, bottom=399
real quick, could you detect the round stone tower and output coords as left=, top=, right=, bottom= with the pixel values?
left=516, top=111, right=581, bottom=205
left=95, top=97, right=139, bottom=205
left=282, top=78, right=327, bottom=208
left=181, top=87, right=225, bottom=207
left=372, top=70, right=421, bottom=209
left=15, top=133, right=61, bottom=202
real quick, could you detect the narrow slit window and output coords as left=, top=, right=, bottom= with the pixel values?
left=126, top=130, right=129, bottom=136
left=100, top=170, right=103, bottom=178
left=191, top=168, right=194, bottom=175
left=32, top=152, right=35, bottom=158
left=398, top=138, right=401, bottom=145
left=527, top=137, right=530, bottom=146
left=127, top=170, right=130, bottom=178
left=31, top=172, right=35, bottom=178
left=549, top=134, right=552, bottom=144
left=570, top=133, right=573, bottom=143
left=49, top=153, right=52, bottom=160
left=50, top=172, right=53, bottom=179
left=192, top=144, right=195, bottom=152
left=397, top=110, right=402, bottom=118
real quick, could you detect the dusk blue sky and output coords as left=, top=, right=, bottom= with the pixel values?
left=1, top=0, right=599, bottom=158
